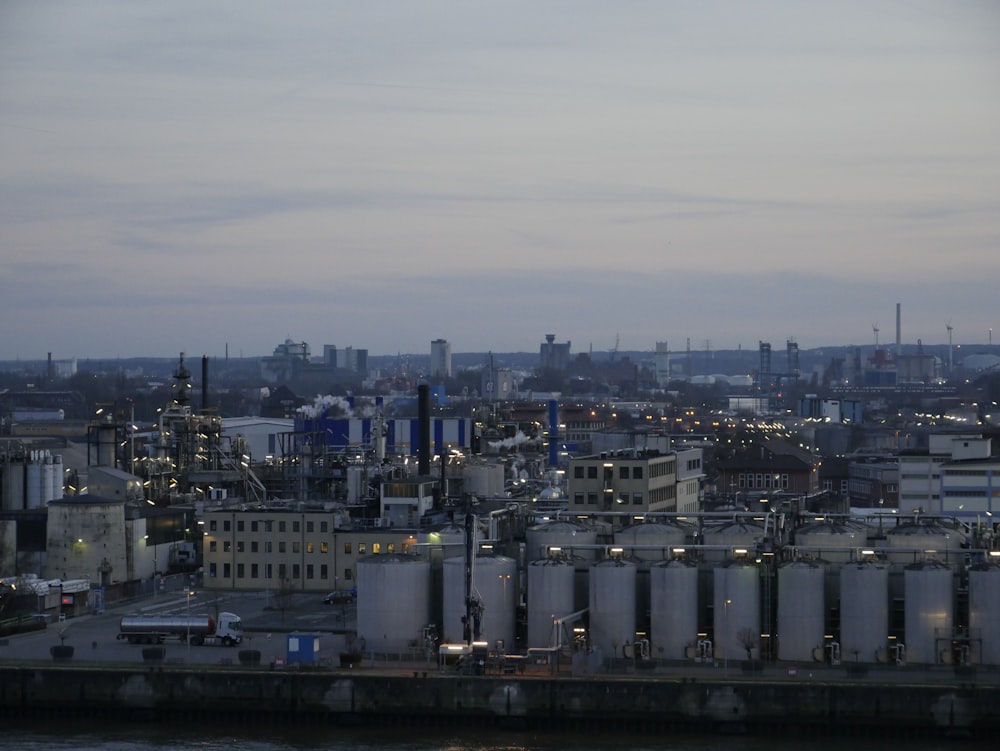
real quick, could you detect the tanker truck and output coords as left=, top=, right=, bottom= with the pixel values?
left=117, top=612, right=242, bottom=646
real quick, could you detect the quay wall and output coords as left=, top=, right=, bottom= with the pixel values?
left=0, top=665, right=997, bottom=737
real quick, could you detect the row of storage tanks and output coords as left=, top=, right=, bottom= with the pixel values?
left=1, top=450, right=64, bottom=511
left=355, top=518, right=1000, bottom=666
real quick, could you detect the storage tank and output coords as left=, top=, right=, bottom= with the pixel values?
left=840, top=561, right=889, bottom=663
left=1, top=457, right=25, bottom=511
left=969, top=561, right=1000, bottom=666
left=649, top=559, right=698, bottom=660
left=588, top=558, right=637, bottom=661
left=355, top=554, right=431, bottom=657
left=702, top=519, right=765, bottom=562
left=904, top=560, right=954, bottom=665
left=777, top=559, right=825, bottom=662
left=50, top=454, right=63, bottom=501
left=525, top=520, right=598, bottom=563
left=417, top=524, right=466, bottom=560
left=40, top=454, right=55, bottom=504
left=443, top=555, right=517, bottom=649
left=526, top=557, right=576, bottom=648
left=713, top=563, right=760, bottom=661
left=25, top=453, right=42, bottom=509
left=794, top=518, right=867, bottom=563
left=614, top=520, right=688, bottom=563
left=885, top=521, right=963, bottom=565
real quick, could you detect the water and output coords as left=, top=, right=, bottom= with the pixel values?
left=0, top=722, right=984, bottom=751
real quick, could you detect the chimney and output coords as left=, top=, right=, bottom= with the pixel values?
left=896, top=303, right=902, bottom=357
left=202, top=355, right=209, bottom=413
left=418, top=383, right=430, bottom=476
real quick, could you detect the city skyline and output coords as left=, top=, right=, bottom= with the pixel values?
left=2, top=1, right=998, bottom=360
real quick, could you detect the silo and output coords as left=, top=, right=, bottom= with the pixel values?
left=1, top=456, right=25, bottom=511
left=702, top=520, right=765, bottom=562
left=50, top=454, right=64, bottom=501
left=355, top=554, right=431, bottom=657
left=527, top=557, right=576, bottom=648
left=885, top=521, right=962, bottom=565
left=40, top=453, right=55, bottom=504
left=525, top=520, right=598, bottom=563
left=840, top=561, right=889, bottom=663
left=777, top=560, right=825, bottom=662
left=588, top=558, right=637, bottom=660
left=25, top=452, right=42, bottom=509
left=443, top=555, right=517, bottom=649
left=969, top=561, right=1000, bottom=666
left=713, top=563, right=760, bottom=661
left=614, top=520, right=688, bottom=563
left=904, top=560, right=954, bottom=665
left=649, top=559, right=698, bottom=661
left=794, top=519, right=867, bottom=563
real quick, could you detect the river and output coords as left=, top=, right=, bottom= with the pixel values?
left=1, top=721, right=984, bottom=751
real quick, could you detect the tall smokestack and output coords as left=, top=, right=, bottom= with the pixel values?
left=896, top=303, right=902, bottom=357
left=201, top=355, right=209, bottom=413
left=418, top=383, right=430, bottom=476
left=548, top=399, right=559, bottom=467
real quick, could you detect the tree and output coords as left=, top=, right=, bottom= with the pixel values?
left=736, top=626, right=758, bottom=661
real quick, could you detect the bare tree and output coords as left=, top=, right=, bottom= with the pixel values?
left=736, top=626, right=758, bottom=661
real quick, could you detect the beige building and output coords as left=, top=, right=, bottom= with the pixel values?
left=567, top=450, right=682, bottom=516
left=201, top=506, right=418, bottom=593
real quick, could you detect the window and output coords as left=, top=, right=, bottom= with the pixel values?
left=619, top=466, right=629, bottom=480
left=293, top=521, right=300, bottom=533
left=321, top=542, right=329, bottom=554
left=574, top=466, right=584, bottom=479
left=588, top=492, right=598, bottom=505
left=633, top=466, right=643, bottom=480
left=358, top=543, right=366, bottom=555
left=292, top=564, right=300, bottom=579
left=236, top=541, right=244, bottom=553
left=265, top=541, right=272, bottom=554
left=574, top=492, right=585, bottom=505
left=251, top=541, right=258, bottom=553
left=587, top=466, right=598, bottom=479
left=251, top=521, right=259, bottom=532
left=320, top=521, right=328, bottom=533
left=306, top=542, right=314, bottom=554
left=633, top=492, right=643, bottom=505
left=387, top=543, right=395, bottom=554
left=344, top=543, right=352, bottom=554
left=251, top=563, right=259, bottom=578
left=236, top=563, right=244, bottom=578
left=279, top=521, right=286, bottom=533
left=372, top=543, right=381, bottom=554
left=237, top=520, right=245, bottom=532
left=209, top=540, right=217, bottom=553
left=278, top=541, right=286, bottom=553
left=278, top=564, right=287, bottom=579
left=209, top=563, right=217, bottom=577
left=306, top=564, right=314, bottom=579
left=344, top=569, right=353, bottom=580
left=223, top=520, right=231, bottom=532
left=320, top=564, right=328, bottom=579
left=306, top=521, right=314, bottom=533
left=292, top=541, right=300, bottom=554
left=209, top=520, right=217, bottom=532
left=223, top=563, right=230, bottom=579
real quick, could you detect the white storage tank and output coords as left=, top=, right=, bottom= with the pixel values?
left=26, top=454, right=42, bottom=509
left=840, top=561, right=889, bottom=663
left=417, top=524, right=466, bottom=559
left=614, top=520, right=688, bottom=563
left=355, top=554, right=431, bottom=657
left=885, top=521, right=962, bottom=565
left=713, top=563, right=760, bottom=661
left=702, top=520, right=765, bottom=562
left=649, top=559, right=698, bottom=661
left=526, top=557, right=576, bottom=649
left=969, top=561, right=1000, bottom=666
left=40, top=454, right=55, bottom=504
left=794, top=518, right=867, bottom=563
left=525, top=520, right=598, bottom=563
left=588, top=558, right=637, bottom=660
left=1, top=457, right=25, bottom=511
left=50, top=454, right=64, bottom=501
left=443, top=555, right=517, bottom=649
left=777, top=559, right=825, bottom=662
left=904, top=560, right=954, bottom=665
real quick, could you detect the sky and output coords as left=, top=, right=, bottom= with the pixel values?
left=2, top=1, right=999, bottom=361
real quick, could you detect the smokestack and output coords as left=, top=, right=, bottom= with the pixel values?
left=548, top=399, right=559, bottom=467
left=896, top=303, right=903, bottom=357
left=47, top=352, right=53, bottom=385
left=418, top=383, right=430, bottom=476
left=202, top=355, right=209, bottom=413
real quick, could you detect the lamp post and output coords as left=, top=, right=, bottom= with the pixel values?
left=186, top=587, right=192, bottom=656
left=724, top=598, right=731, bottom=678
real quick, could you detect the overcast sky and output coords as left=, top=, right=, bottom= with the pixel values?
left=2, top=1, right=998, bottom=361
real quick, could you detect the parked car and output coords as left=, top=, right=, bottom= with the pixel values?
left=323, top=590, right=355, bottom=605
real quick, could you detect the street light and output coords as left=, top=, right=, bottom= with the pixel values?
left=724, top=598, right=732, bottom=678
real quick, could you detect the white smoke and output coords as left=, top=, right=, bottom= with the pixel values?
left=488, top=430, right=533, bottom=450
left=296, top=395, right=381, bottom=420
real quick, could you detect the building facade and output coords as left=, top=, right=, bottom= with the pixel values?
left=430, top=339, right=452, bottom=378
left=567, top=450, right=680, bottom=516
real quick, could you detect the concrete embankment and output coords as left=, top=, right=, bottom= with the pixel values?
left=0, top=663, right=996, bottom=738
